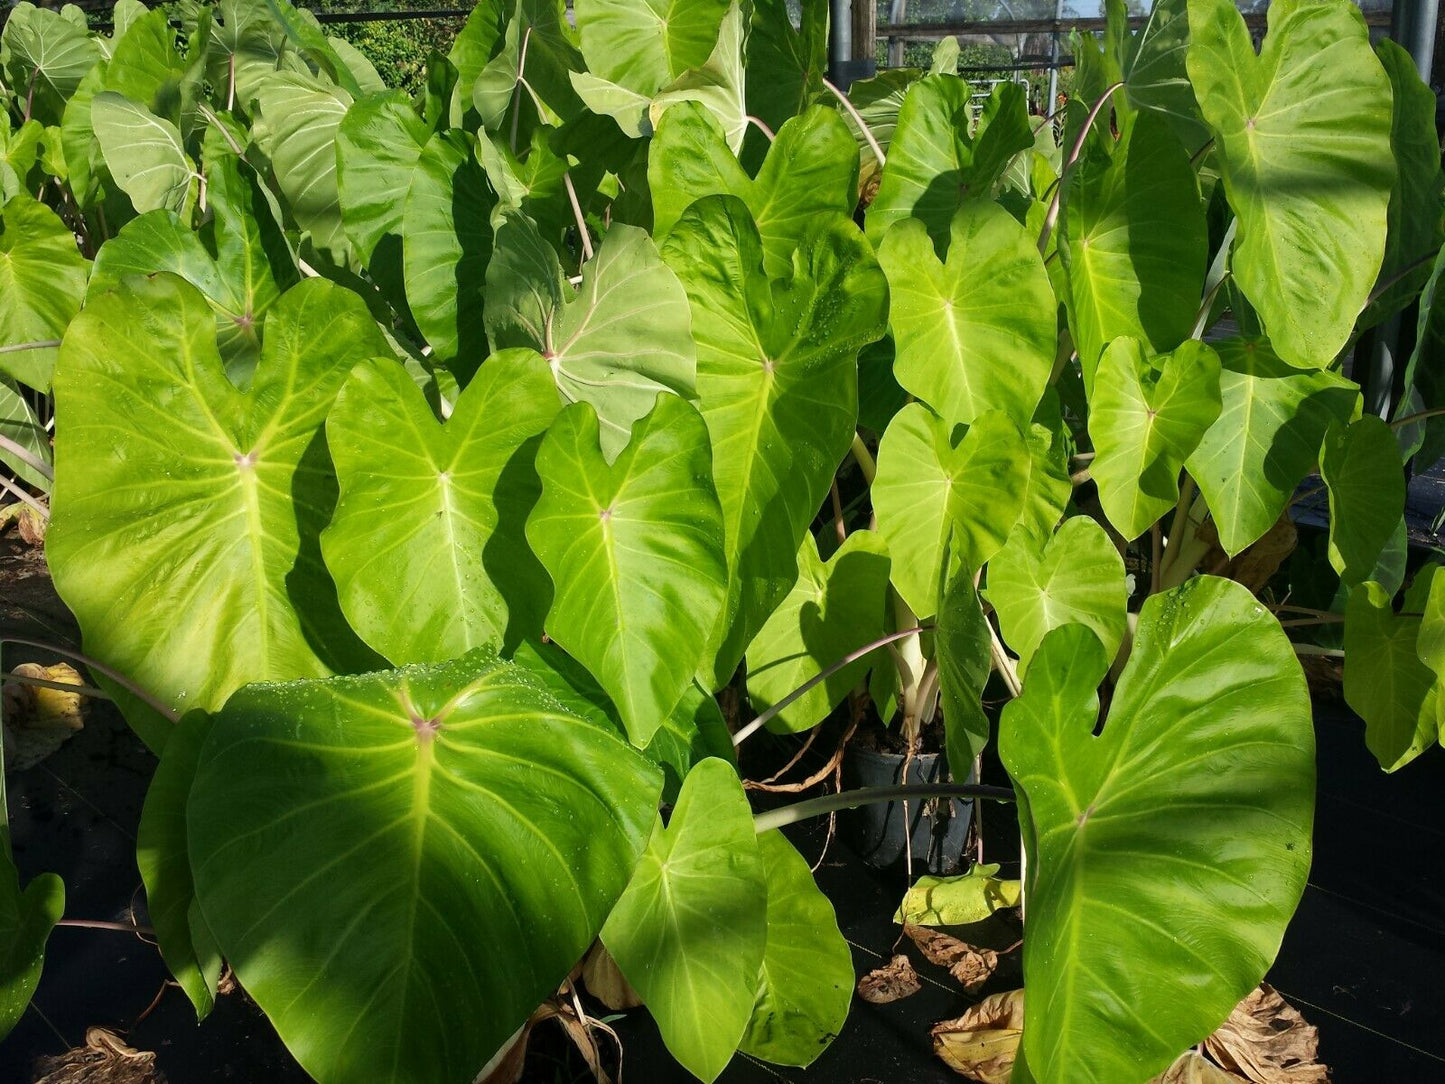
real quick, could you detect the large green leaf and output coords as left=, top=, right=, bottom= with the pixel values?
left=48, top=275, right=388, bottom=750
left=0, top=195, right=88, bottom=391
left=188, top=647, right=662, bottom=1084
left=1089, top=337, right=1222, bottom=540
left=739, top=830, right=852, bottom=1068
left=0, top=119, right=44, bottom=202
left=1187, top=337, right=1358, bottom=556
left=744, top=529, right=891, bottom=733
left=649, top=102, right=859, bottom=279
left=576, top=0, right=729, bottom=97
left=1001, top=576, right=1314, bottom=1083
left=253, top=72, right=353, bottom=260
left=1119, top=0, right=1209, bottom=152
left=1187, top=0, right=1394, bottom=369
left=91, top=92, right=193, bottom=215
left=486, top=217, right=696, bottom=459
left=104, top=7, right=192, bottom=126
left=872, top=404, right=1029, bottom=618
left=937, top=568, right=993, bottom=768
left=472, top=0, right=585, bottom=134
left=1319, top=416, right=1405, bottom=587
left=744, top=0, right=827, bottom=138
left=648, top=0, right=750, bottom=153
left=402, top=130, right=494, bottom=372
left=136, top=711, right=221, bottom=1020
left=1344, top=579, right=1439, bottom=772
left=989, top=517, right=1127, bottom=677
left=0, top=2, right=100, bottom=127
left=879, top=199, right=1054, bottom=429
left=323, top=352, right=559, bottom=666
left=89, top=155, right=290, bottom=387
left=865, top=76, right=1033, bottom=252
left=528, top=394, right=728, bottom=747
left=0, top=850, right=63, bottom=1041
left=1061, top=110, right=1207, bottom=380
left=444, top=0, right=507, bottom=128
left=336, top=90, right=431, bottom=266
left=602, top=758, right=766, bottom=1083
left=661, top=195, right=888, bottom=685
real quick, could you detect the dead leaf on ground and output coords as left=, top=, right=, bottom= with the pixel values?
left=0, top=500, right=46, bottom=545
left=31, top=1027, right=166, bottom=1084
left=3, top=662, right=86, bottom=770
left=1154, top=1050, right=1248, bottom=1082
left=857, top=954, right=922, bottom=1004
left=905, top=924, right=1000, bottom=993
left=932, top=988, right=1025, bottom=1084
left=1203, top=984, right=1330, bottom=1083
left=580, top=942, right=642, bottom=1010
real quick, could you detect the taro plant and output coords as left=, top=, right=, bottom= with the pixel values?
left=1, top=0, right=1443, bottom=1081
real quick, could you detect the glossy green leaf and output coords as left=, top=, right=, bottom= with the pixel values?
left=528, top=395, right=727, bottom=747
left=846, top=68, right=918, bottom=178
left=879, top=199, right=1055, bottom=428
left=744, top=0, right=827, bottom=138
left=444, top=0, right=506, bottom=127
left=1344, top=580, right=1439, bottom=772
left=1120, top=0, right=1209, bottom=152
left=336, top=90, right=431, bottom=266
left=745, top=530, right=891, bottom=733
left=1320, top=416, right=1405, bottom=587
left=256, top=0, right=363, bottom=98
left=0, top=119, right=44, bottom=202
left=49, top=275, right=389, bottom=749
left=104, top=7, right=190, bottom=124
left=0, top=2, right=100, bottom=127
left=90, top=92, right=192, bottom=215
left=403, top=130, right=494, bottom=371
left=0, top=850, right=63, bottom=1041
left=486, top=217, right=696, bottom=459
left=739, top=830, right=852, bottom=1068
left=937, top=567, right=993, bottom=768
left=0, top=195, right=88, bottom=391
left=1089, top=337, right=1222, bottom=540
left=189, top=647, right=662, bottom=1084
left=1187, top=337, right=1358, bottom=556
left=873, top=404, right=1029, bottom=618
left=602, top=758, right=766, bottom=1083
left=472, top=0, right=584, bottom=133
left=136, top=711, right=221, bottom=1020
left=1187, top=0, right=1394, bottom=368
left=1001, top=576, right=1314, bottom=1083
left=866, top=76, right=1033, bottom=252
left=662, top=195, right=887, bottom=684
left=649, top=1, right=750, bottom=152
left=989, top=516, right=1127, bottom=677
left=1061, top=110, right=1207, bottom=380
left=0, top=376, right=49, bottom=490
left=577, top=0, right=729, bottom=97
left=1017, top=394, right=1074, bottom=541
left=650, top=102, right=859, bottom=280
left=254, top=72, right=353, bottom=260
left=323, top=352, right=560, bottom=666
left=893, top=863, right=1022, bottom=926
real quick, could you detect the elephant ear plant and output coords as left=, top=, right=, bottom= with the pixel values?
left=1, top=0, right=1441, bottom=1080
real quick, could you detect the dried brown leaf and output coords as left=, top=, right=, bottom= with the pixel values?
left=1202, top=984, right=1330, bottom=1083
left=857, top=954, right=922, bottom=1004
left=1153, top=1050, right=1248, bottom=1083
left=905, top=923, right=1000, bottom=993
left=932, top=988, right=1025, bottom=1083
left=580, top=942, right=642, bottom=1010
left=32, top=1027, right=166, bottom=1084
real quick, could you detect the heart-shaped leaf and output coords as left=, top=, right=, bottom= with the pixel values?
left=873, top=404, right=1029, bottom=618
left=1320, top=416, right=1405, bottom=587
left=1186, top=337, right=1358, bottom=556
left=1344, top=579, right=1439, bottom=772
left=662, top=195, right=888, bottom=684
left=1001, top=575, right=1314, bottom=1083
left=648, top=1, right=750, bottom=153
left=1088, top=337, right=1221, bottom=540
left=1187, top=0, right=1394, bottom=368
left=650, top=102, right=859, bottom=279
left=879, top=199, right=1055, bottom=428
left=866, top=76, right=1033, bottom=252
left=91, top=92, right=193, bottom=214
left=602, top=757, right=767, bottom=1083
left=188, top=647, right=662, bottom=1084
left=336, top=90, right=431, bottom=266
left=744, top=529, right=891, bottom=733
left=744, top=0, right=827, bottom=138
left=577, top=0, right=729, bottom=98
left=739, top=830, right=852, bottom=1068
left=486, top=216, right=696, bottom=459
left=253, top=71, right=353, bottom=261
left=0, top=196, right=87, bottom=390
left=49, top=275, right=389, bottom=749
left=528, top=394, right=728, bottom=747
left=989, top=516, right=1127, bottom=677
left=1119, top=0, right=1209, bottom=152
left=404, top=129, right=495, bottom=373
left=0, top=2, right=100, bottom=127
left=323, top=351, right=560, bottom=666
left=1061, top=110, right=1206, bottom=380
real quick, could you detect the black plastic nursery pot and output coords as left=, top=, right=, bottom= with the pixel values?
left=840, top=744, right=973, bottom=874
